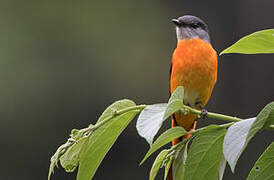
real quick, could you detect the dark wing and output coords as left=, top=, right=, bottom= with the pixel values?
left=169, top=61, right=172, bottom=96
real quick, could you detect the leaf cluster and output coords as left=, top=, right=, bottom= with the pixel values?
left=48, top=100, right=145, bottom=180
left=48, top=29, right=274, bottom=180
left=137, top=87, right=274, bottom=180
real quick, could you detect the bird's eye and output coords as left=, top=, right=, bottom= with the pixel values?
left=191, top=23, right=198, bottom=28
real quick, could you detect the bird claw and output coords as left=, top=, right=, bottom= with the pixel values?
left=200, top=109, right=208, bottom=120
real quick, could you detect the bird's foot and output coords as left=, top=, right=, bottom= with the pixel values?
left=200, top=109, right=208, bottom=120
left=195, top=101, right=208, bottom=120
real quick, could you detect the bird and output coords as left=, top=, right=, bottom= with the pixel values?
left=168, top=15, right=218, bottom=179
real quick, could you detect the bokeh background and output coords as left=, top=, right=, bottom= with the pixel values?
left=1, top=0, right=274, bottom=179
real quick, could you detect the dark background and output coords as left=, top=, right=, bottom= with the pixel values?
left=1, top=0, right=274, bottom=179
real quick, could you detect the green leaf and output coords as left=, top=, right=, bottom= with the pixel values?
left=164, top=156, right=173, bottom=180
left=163, top=100, right=184, bottom=121
left=220, top=29, right=274, bottom=55
left=173, top=142, right=188, bottom=180
left=136, top=103, right=167, bottom=145
left=149, top=149, right=169, bottom=180
left=77, top=99, right=138, bottom=180
left=169, top=86, right=185, bottom=102
left=223, top=102, right=274, bottom=172
left=219, top=156, right=226, bottom=180
left=259, top=102, right=274, bottom=128
left=184, top=126, right=226, bottom=180
left=97, top=99, right=136, bottom=123
left=140, top=127, right=187, bottom=165
left=163, top=86, right=184, bottom=121
left=60, top=137, right=88, bottom=172
left=247, top=142, right=274, bottom=180
left=223, top=118, right=256, bottom=172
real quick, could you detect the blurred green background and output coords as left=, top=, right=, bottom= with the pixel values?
left=1, top=0, right=274, bottom=179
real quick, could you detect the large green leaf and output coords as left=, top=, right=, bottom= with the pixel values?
left=136, top=103, right=167, bottom=145
left=77, top=99, right=138, bottom=180
left=163, top=86, right=184, bottom=121
left=60, top=137, right=88, bottom=172
left=184, top=126, right=226, bottom=180
left=247, top=142, right=274, bottom=180
left=223, top=118, right=256, bottom=172
left=173, top=142, right=188, bottom=180
left=140, top=127, right=187, bottom=165
left=149, top=149, right=169, bottom=180
left=223, top=102, right=274, bottom=172
left=220, top=29, right=274, bottom=55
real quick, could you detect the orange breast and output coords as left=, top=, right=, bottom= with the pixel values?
left=170, top=38, right=218, bottom=130
left=170, top=38, right=217, bottom=107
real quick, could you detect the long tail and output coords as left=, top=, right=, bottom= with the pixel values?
left=167, top=115, right=197, bottom=180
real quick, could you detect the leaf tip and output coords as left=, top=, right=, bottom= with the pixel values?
left=139, top=159, right=145, bottom=166
left=48, top=164, right=54, bottom=180
left=219, top=47, right=231, bottom=56
left=219, top=51, right=225, bottom=56
left=230, top=163, right=236, bottom=173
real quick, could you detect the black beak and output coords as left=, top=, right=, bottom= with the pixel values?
left=171, top=19, right=180, bottom=26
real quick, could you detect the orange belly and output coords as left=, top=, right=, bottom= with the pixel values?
left=170, top=38, right=217, bottom=130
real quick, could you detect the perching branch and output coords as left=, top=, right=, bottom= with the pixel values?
left=182, top=105, right=241, bottom=122
left=181, top=105, right=274, bottom=130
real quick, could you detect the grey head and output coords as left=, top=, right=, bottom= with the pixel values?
left=172, top=15, right=210, bottom=43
